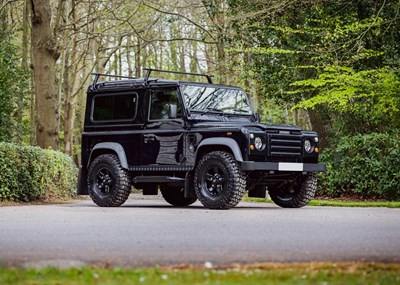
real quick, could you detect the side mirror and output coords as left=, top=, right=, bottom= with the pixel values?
left=255, top=112, right=260, bottom=123
left=168, top=104, right=177, bottom=119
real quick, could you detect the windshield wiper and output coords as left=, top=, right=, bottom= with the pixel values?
left=220, top=108, right=252, bottom=114
left=200, top=107, right=224, bottom=115
left=230, top=108, right=250, bottom=113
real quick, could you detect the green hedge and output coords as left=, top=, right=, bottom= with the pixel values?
left=0, top=143, right=77, bottom=201
left=318, top=132, right=400, bottom=200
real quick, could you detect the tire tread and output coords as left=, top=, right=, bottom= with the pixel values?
left=194, top=151, right=246, bottom=209
left=269, top=173, right=317, bottom=208
left=87, top=154, right=131, bottom=207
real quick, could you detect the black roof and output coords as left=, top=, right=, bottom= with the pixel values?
left=88, top=78, right=172, bottom=92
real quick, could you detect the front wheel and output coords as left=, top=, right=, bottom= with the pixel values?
left=268, top=173, right=317, bottom=208
left=160, top=185, right=197, bottom=207
left=87, top=154, right=131, bottom=207
left=194, top=151, right=246, bottom=209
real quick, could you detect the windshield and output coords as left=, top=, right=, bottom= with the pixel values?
left=180, top=84, right=253, bottom=115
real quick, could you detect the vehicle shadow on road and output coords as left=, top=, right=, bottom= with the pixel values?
left=75, top=201, right=280, bottom=210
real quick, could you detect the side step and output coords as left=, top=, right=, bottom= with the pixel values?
left=133, top=176, right=185, bottom=183
left=128, top=165, right=193, bottom=172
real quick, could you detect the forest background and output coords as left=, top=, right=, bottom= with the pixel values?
left=1, top=0, right=399, bottom=200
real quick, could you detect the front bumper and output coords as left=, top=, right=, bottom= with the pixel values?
left=240, top=161, right=326, bottom=172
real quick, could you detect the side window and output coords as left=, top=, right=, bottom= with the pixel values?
left=149, top=89, right=182, bottom=120
left=92, top=94, right=137, bottom=122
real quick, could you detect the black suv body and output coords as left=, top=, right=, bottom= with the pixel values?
left=78, top=68, right=326, bottom=209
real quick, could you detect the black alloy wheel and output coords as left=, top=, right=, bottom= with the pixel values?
left=200, top=162, right=229, bottom=198
left=95, top=167, right=114, bottom=195
left=87, top=154, right=131, bottom=207
left=194, top=151, right=246, bottom=209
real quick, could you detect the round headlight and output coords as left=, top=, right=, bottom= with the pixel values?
left=304, top=139, right=313, bottom=153
left=254, top=137, right=263, bottom=150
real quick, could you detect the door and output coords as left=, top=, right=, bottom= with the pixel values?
left=142, top=87, right=186, bottom=165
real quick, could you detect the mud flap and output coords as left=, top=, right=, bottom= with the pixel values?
left=184, top=172, right=196, bottom=199
left=77, top=168, right=88, bottom=195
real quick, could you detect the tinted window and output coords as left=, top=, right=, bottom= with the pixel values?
left=92, top=94, right=137, bottom=121
left=149, top=89, right=182, bottom=120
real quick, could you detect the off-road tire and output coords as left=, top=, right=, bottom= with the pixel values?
left=269, top=173, right=317, bottom=208
left=87, top=154, right=131, bottom=207
left=194, top=151, right=246, bottom=209
left=160, top=185, right=197, bottom=207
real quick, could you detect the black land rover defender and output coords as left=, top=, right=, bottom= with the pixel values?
left=77, top=68, right=326, bottom=209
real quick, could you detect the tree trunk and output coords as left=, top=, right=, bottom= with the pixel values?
left=17, top=0, right=30, bottom=144
left=126, top=36, right=133, bottom=77
left=179, top=42, right=186, bottom=72
left=30, top=0, right=60, bottom=150
left=63, top=76, right=79, bottom=156
left=307, top=109, right=330, bottom=149
left=190, top=38, right=198, bottom=74
left=135, top=39, right=141, bottom=77
left=216, top=38, right=226, bottom=84
left=169, top=22, right=179, bottom=71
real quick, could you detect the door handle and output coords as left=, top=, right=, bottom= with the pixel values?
left=144, top=135, right=156, bottom=143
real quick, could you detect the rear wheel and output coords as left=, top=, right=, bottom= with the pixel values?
left=160, top=185, right=197, bottom=206
left=194, top=151, right=246, bottom=209
left=268, top=173, right=317, bottom=208
left=87, top=154, right=131, bottom=207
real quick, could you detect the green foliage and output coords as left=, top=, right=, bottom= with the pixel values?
left=228, top=0, right=400, bottom=141
left=318, top=132, right=400, bottom=200
left=0, top=31, right=29, bottom=143
left=0, top=143, right=77, bottom=201
left=292, top=65, right=400, bottom=132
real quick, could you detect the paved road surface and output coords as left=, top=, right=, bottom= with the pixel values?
left=1, top=195, right=399, bottom=268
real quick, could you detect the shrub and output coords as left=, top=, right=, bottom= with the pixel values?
left=0, top=143, right=77, bottom=201
left=318, top=132, right=400, bottom=200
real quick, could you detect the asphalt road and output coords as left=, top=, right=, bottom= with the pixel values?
left=1, top=195, right=400, bottom=268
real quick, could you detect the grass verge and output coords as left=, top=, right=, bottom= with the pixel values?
left=308, top=200, right=400, bottom=208
left=243, top=196, right=400, bottom=208
left=0, top=197, right=83, bottom=207
left=0, top=263, right=399, bottom=285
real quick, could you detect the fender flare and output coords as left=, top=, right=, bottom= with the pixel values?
left=196, top=137, right=243, bottom=162
left=88, top=142, right=129, bottom=169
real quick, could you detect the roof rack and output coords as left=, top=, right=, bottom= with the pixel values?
left=91, top=73, right=136, bottom=86
left=143, top=67, right=213, bottom=85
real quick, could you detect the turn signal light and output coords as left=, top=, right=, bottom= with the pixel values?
left=315, top=147, right=319, bottom=153
left=249, top=144, right=255, bottom=151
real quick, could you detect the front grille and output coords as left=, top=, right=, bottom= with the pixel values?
left=267, top=132, right=302, bottom=158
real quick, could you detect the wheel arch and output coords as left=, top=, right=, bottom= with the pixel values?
left=88, top=142, right=129, bottom=169
left=195, top=137, right=243, bottom=162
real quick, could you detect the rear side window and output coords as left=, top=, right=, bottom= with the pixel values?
left=92, top=94, right=138, bottom=122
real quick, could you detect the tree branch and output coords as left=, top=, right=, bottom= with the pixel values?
left=140, top=0, right=215, bottom=40
left=0, top=0, right=18, bottom=12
